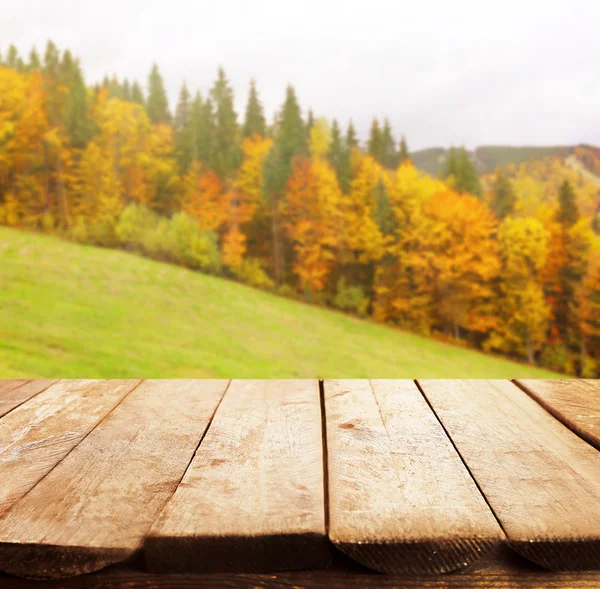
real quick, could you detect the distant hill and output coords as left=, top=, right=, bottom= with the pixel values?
left=410, top=145, right=578, bottom=177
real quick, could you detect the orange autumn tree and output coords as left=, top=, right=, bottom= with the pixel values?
left=426, top=190, right=501, bottom=340
left=283, top=119, right=343, bottom=293
left=221, top=133, right=273, bottom=270
left=283, top=156, right=342, bottom=293
left=182, top=163, right=226, bottom=232
left=380, top=182, right=500, bottom=339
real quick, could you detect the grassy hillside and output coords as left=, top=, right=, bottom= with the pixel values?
left=0, top=228, right=560, bottom=378
left=411, top=145, right=575, bottom=176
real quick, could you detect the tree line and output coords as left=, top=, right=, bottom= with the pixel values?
left=0, top=41, right=599, bottom=376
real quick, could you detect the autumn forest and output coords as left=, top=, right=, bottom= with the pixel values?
left=0, top=42, right=599, bottom=376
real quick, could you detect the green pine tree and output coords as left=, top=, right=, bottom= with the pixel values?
left=109, top=74, right=122, bottom=99
left=306, top=109, right=315, bottom=138
left=398, top=135, right=409, bottom=163
left=174, top=82, right=194, bottom=174
left=131, top=81, right=145, bottom=105
left=329, top=119, right=344, bottom=185
left=263, top=85, right=307, bottom=284
left=242, top=78, right=266, bottom=138
left=554, top=179, right=582, bottom=349
left=367, top=118, right=385, bottom=165
left=146, top=63, right=171, bottom=124
left=373, top=181, right=397, bottom=236
left=208, top=67, right=239, bottom=178
left=55, top=50, right=95, bottom=147
left=556, top=179, right=579, bottom=228
left=191, top=92, right=214, bottom=165
left=345, top=120, right=358, bottom=152
left=122, top=78, right=132, bottom=101
left=490, top=168, right=517, bottom=219
left=381, top=118, right=397, bottom=168
left=28, top=47, right=41, bottom=71
left=43, top=41, right=60, bottom=73
left=444, top=146, right=482, bottom=196
left=6, top=45, right=18, bottom=69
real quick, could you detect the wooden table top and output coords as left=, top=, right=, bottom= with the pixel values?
left=0, top=378, right=598, bottom=588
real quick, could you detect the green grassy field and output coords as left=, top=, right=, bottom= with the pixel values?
left=0, top=227, right=560, bottom=378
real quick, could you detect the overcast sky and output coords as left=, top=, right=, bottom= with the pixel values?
left=3, top=0, right=599, bottom=150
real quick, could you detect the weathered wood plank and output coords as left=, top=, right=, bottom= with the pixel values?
left=145, top=379, right=328, bottom=573
left=0, top=379, right=228, bottom=580
left=4, top=567, right=600, bottom=589
left=324, top=379, right=503, bottom=574
left=0, top=379, right=57, bottom=418
left=0, top=380, right=29, bottom=396
left=516, top=379, right=600, bottom=450
left=0, top=379, right=139, bottom=517
left=418, top=379, right=600, bottom=570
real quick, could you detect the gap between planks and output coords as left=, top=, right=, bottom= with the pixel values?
left=0, top=380, right=229, bottom=580
left=324, top=379, right=503, bottom=575
left=514, top=379, right=600, bottom=451
left=418, top=379, right=600, bottom=571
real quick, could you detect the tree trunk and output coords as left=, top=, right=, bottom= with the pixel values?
left=56, top=153, right=72, bottom=228
left=271, top=199, right=282, bottom=287
left=580, top=338, right=587, bottom=377
left=526, top=340, right=535, bottom=365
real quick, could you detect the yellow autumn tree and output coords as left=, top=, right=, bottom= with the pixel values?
left=373, top=161, right=447, bottom=327
left=485, top=218, right=551, bottom=363
left=283, top=156, right=342, bottom=293
left=4, top=70, right=50, bottom=228
left=339, top=150, right=384, bottom=263
left=579, top=252, right=600, bottom=377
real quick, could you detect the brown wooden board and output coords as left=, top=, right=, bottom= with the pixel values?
left=0, top=380, right=228, bottom=580
left=0, top=379, right=139, bottom=517
left=418, top=379, right=600, bottom=570
left=0, top=380, right=57, bottom=418
left=4, top=561, right=600, bottom=589
left=145, top=379, right=328, bottom=574
left=324, top=379, right=503, bottom=574
left=516, top=379, right=600, bottom=450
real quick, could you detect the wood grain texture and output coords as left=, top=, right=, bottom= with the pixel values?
left=145, top=379, right=328, bottom=574
left=418, top=379, right=600, bottom=570
left=3, top=567, right=600, bottom=589
left=0, top=380, right=228, bottom=580
left=0, top=379, right=139, bottom=517
left=0, top=381, right=29, bottom=396
left=516, top=379, right=600, bottom=450
left=0, top=380, right=57, bottom=418
left=324, top=379, right=503, bottom=575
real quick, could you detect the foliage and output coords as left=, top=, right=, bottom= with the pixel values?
left=333, top=277, right=369, bottom=316
left=1, top=42, right=599, bottom=375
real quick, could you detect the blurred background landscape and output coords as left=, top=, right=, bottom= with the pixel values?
left=0, top=1, right=598, bottom=378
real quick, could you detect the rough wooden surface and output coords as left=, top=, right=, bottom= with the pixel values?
left=0, top=380, right=228, bottom=580
left=145, top=379, right=328, bottom=573
left=418, top=379, right=600, bottom=570
left=324, top=379, right=503, bottom=574
left=3, top=566, right=600, bottom=588
left=0, top=379, right=139, bottom=517
left=0, top=379, right=57, bottom=418
left=516, top=379, right=600, bottom=450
